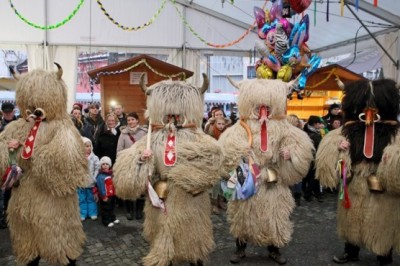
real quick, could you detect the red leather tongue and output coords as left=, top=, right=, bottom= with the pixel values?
left=259, top=106, right=268, bottom=152
left=363, top=124, right=374, bottom=158
left=21, top=120, right=42, bottom=160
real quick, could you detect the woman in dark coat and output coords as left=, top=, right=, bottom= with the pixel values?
left=94, top=113, right=120, bottom=165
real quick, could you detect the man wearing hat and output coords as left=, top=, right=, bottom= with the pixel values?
left=0, top=102, right=18, bottom=229
left=0, top=102, right=17, bottom=133
left=322, top=103, right=342, bottom=131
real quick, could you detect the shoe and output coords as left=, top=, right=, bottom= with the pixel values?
left=317, top=197, right=324, bottom=203
left=126, top=213, right=133, bottom=220
left=0, top=220, right=7, bottom=229
left=304, top=196, right=312, bottom=202
left=90, top=216, right=97, bottom=220
left=333, top=253, right=359, bottom=264
left=80, top=217, right=86, bottom=222
left=107, top=222, right=114, bottom=228
left=269, top=251, right=287, bottom=265
left=113, top=219, right=120, bottom=224
left=230, top=250, right=245, bottom=264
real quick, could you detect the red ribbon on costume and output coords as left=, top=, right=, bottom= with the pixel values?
left=341, top=160, right=351, bottom=209
left=259, top=106, right=269, bottom=152
left=21, top=119, right=42, bottom=160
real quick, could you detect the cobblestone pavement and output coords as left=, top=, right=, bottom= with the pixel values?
left=1, top=193, right=399, bottom=265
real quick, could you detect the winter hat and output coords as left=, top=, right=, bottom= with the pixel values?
left=329, top=103, right=341, bottom=110
left=307, top=115, right=322, bottom=126
left=100, top=156, right=112, bottom=167
left=81, top=137, right=92, bottom=148
left=73, top=102, right=83, bottom=111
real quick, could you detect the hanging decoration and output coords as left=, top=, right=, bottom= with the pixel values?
left=96, top=0, right=167, bottom=31
left=253, top=0, right=321, bottom=99
left=89, top=58, right=187, bottom=90
left=9, top=0, right=85, bottom=30
left=171, top=0, right=268, bottom=48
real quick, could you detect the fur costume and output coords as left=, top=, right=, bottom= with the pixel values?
left=0, top=66, right=89, bottom=265
left=316, top=79, right=400, bottom=256
left=219, top=78, right=313, bottom=247
left=113, top=74, right=222, bottom=266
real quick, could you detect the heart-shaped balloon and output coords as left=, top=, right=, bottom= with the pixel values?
left=270, top=0, right=283, bottom=21
left=289, top=0, right=312, bottom=14
left=254, top=6, right=266, bottom=29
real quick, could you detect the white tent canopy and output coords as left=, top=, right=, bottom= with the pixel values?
left=0, top=0, right=399, bottom=106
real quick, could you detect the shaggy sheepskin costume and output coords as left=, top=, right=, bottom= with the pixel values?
left=316, top=79, right=400, bottom=262
left=0, top=66, right=89, bottom=265
left=113, top=74, right=222, bottom=266
left=219, top=79, right=313, bottom=253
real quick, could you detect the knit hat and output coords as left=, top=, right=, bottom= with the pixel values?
left=73, top=102, right=83, bottom=111
left=329, top=103, right=341, bottom=110
left=100, top=156, right=112, bottom=167
left=1, top=102, right=15, bottom=113
left=308, top=115, right=322, bottom=126
left=81, top=136, right=92, bottom=147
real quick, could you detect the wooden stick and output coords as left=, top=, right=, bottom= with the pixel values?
left=146, top=119, right=152, bottom=150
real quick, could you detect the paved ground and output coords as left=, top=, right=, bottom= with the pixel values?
left=1, top=193, right=399, bottom=265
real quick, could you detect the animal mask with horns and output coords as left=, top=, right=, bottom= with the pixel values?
left=140, top=73, right=209, bottom=125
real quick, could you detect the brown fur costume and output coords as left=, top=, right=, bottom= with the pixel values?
left=113, top=75, right=222, bottom=266
left=219, top=78, right=313, bottom=247
left=316, top=79, right=400, bottom=256
left=0, top=67, right=89, bottom=264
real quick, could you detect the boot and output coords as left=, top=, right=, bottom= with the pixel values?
left=268, top=245, right=287, bottom=265
left=294, top=192, right=301, bottom=207
left=27, top=257, right=41, bottom=266
left=189, top=260, right=203, bottom=266
left=211, top=198, right=220, bottom=215
left=230, top=239, right=247, bottom=264
left=135, top=198, right=145, bottom=220
left=333, top=242, right=360, bottom=264
left=125, top=200, right=135, bottom=220
left=217, top=195, right=227, bottom=211
left=377, top=248, right=393, bottom=266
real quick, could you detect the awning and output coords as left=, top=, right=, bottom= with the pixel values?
left=204, top=93, right=237, bottom=105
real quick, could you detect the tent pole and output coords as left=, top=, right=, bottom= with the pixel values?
left=345, top=2, right=399, bottom=69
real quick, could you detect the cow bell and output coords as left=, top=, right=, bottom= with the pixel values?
left=367, top=175, right=383, bottom=193
left=266, top=168, right=278, bottom=183
left=154, top=180, right=169, bottom=200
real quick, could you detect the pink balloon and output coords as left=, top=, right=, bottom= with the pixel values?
left=279, top=18, right=290, bottom=34
left=254, top=7, right=266, bottom=29
left=269, top=0, right=283, bottom=21
left=263, top=54, right=281, bottom=72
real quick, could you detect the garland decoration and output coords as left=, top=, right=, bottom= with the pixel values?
left=96, top=0, right=167, bottom=31
left=9, top=0, right=85, bottom=30
left=90, top=58, right=187, bottom=90
left=171, top=0, right=268, bottom=48
left=304, top=68, right=339, bottom=89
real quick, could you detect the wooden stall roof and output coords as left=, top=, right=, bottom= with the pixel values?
left=87, top=54, right=194, bottom=83
left=305, top=64, right=367, bottom=91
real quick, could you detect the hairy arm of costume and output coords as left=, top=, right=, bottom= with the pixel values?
left=315, top=128, right=350, bottom=188
left=31, top=127, right=89, bottom=196
left=218, top=125, right=250, bottom=178
left=276, top=126, right=314, bottom=186
left=376, top=134, right=400, bottom=194
left=167, top=134, right=223, bottom=195
left=113, top=139, right=153, bottom=200
left=0, top=120, right=34, bottom=180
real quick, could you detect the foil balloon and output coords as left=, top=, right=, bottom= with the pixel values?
left=266, top=28, right=276, bottom=51
left=289, top=0, right=312, bottom=14
left=254, top=6, right=266, bottom=29
left=279, top=18, right=290, bottom=35
left=277, top=65, right=293, bottom=82
left=256, top=64, right=274, bottom=79
left=289, top=22, right=307, bottom=47
left=255, top=39, right=270, bottom=58
left=263, top=54, right=281, bottom=72
left=300, top=14, right=310, bottom=43
left=298, top=54, right=321, bottom=89
left=281, top=45, right=300, bottom=65
left=269, top=0, right=283, bottom=21
left=274, top=23, right=289, bottom=61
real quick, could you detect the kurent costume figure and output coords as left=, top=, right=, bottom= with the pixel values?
left=0, top=65, right=89, bottom=265
left=219, top=78, right=314, bottom=264
left=316, top=79, right=400, bottom=266
left=113, top=74, right=222, bottom=266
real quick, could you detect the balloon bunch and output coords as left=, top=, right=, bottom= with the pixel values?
left=253, top=0, right=320, bottom=99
